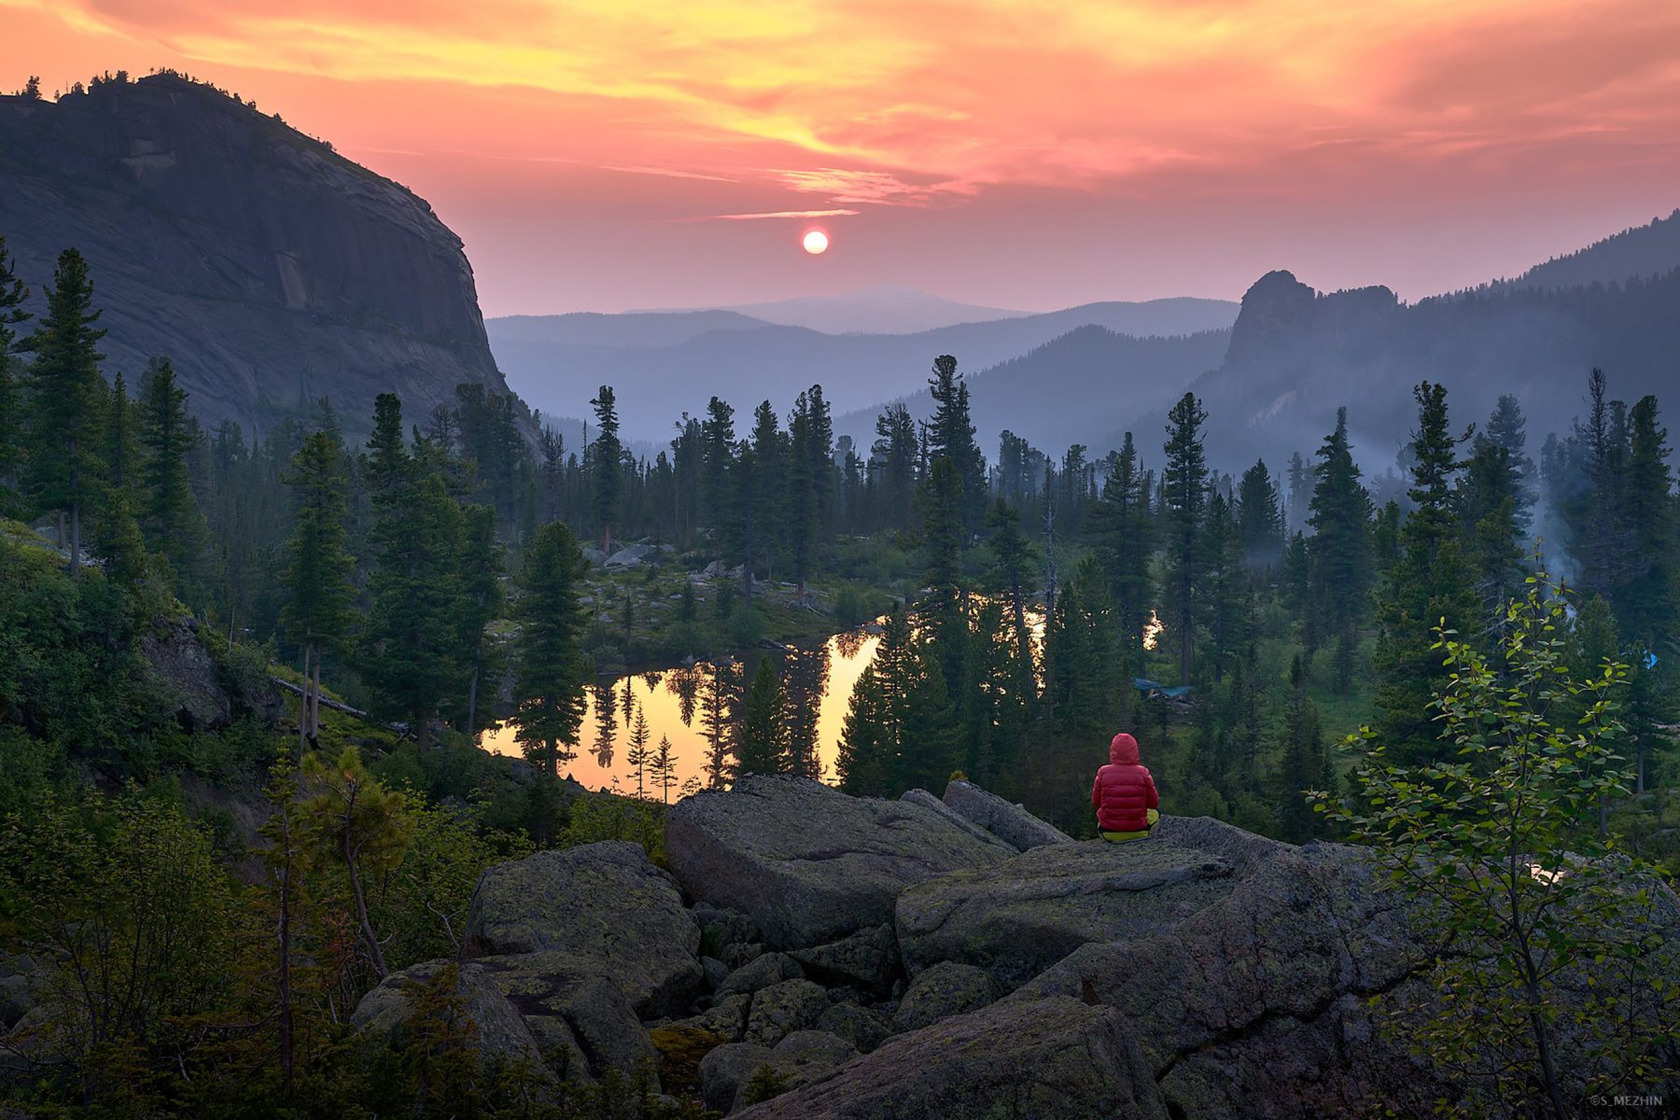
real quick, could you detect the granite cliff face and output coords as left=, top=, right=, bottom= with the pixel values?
left=0, top=74, right=510, bottom=437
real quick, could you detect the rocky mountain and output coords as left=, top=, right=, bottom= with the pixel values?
left=491, top=298, right=1237, bottom=442
left=0, top=73, right=513, bottom=439
left=352, top=774, right=1678, bottom=1117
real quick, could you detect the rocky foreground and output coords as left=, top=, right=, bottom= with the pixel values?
left=356, top=775, right=1680, bottom=1118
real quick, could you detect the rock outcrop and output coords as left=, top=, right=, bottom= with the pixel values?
left=466, top=840, right=701, bottom=1016
left=0, top=75, right=513, bottom=439
left=940, top=779, right=1074, bottom=850
left=351, top=960, right=552, bottom=1080
left=665, top=774, right=1010, bottom=949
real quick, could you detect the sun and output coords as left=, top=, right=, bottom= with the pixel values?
left=802, top=228, right=829, bottom=255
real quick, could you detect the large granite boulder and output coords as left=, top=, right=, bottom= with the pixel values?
left=786, top=925, right=899, bottom=997
left=743, top=979, right=832, bottom=1048
left=896, top=789, right=1015, bottom=852
left=890, top=961, right=998, bottom=1033
left=478, top=955, right=658, bottom=1085
left=466, top=840, right=701, bottom=1016
left=351, top=960, right=552, bottom=1081
left=733, top=996, right=1166, bottom=1120
left=665, top=774, right=1010, bottom=949
left=815, top=1003, right=891, bottom=1055
left=896, top=827, right=1242, bottom=987
left=718, top=952, right=805, bottom=997
left=702, top=1031, right=860, bottom=1115
left=942, top=779, right=1074, bottom=851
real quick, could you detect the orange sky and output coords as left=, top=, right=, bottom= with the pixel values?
left=5, top=0, right=1679, bottom=314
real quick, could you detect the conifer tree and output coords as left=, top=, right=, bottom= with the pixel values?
left=919, top=456, right=967, bottom=693
left=510, top=521, right=591, bottom=779
left=872, top=404, right=917, bottom=533
left=626, top=706, right=651, bottom=799
left=24, top=248, right=108, bottom=573
left=782, top=645, right=828, bottom=779
left=700, top=396, right=736, bottom=529
left=984, top=498, right=1039, bottom=710
left=1614, top=396, right=1675, bottom=649
left=1235, top=459, right=1282, bottom=569
left=456, top=503, right=504, bottom=738
left=1483, top=394, right=1535, bottom=534
left=1091, top=433, right=1153, bottom=669
left=137, top=358, right=206, bottom=590
left=280, top=430, right=356, bottom=753
left=702, top=657, right=742, bottom=787
left=1162, top=392, right=1209, bottom=685
left=590, top=386, right=622, bottom=553
left=1457, top=437, right=1525, bottom=627
left=0, top=237, right=30, bottom=515
left=837, top=663, right=891, bottom=795
left=95, top=372, right=147, bottom=585
left=1308, top=408, right=1373, bottom=693
left=737, top=658, right=789, bottom=775
left=1276, top=654, right=1328, bottom=842
left=651, top=734, right=678, bottom=804
left=926, top=355, right=986, bottom=531
left=1373, top=382, right=1478, bottom=761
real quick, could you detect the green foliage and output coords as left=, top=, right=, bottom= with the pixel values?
left=562, top=791, right=666, bottom=862
left=1321, top=571, right=1679, bottom=1115
left=511, top=521, right=591, bottom=778
left=740, top=1062, right=794, bottom=1106
left=737, top=657, right=790, bottom=776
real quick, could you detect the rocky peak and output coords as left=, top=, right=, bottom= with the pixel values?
left=0, top=73, right=512, bottom=438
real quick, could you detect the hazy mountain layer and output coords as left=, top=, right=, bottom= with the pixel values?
left=1507, top=209, right=1680, bottom=291
left=0, top=74, right=511, bottom=439
left=492, top=298, right=1238, bottom=441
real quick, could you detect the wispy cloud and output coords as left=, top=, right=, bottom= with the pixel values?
left=674, top=208, right=861, bottom=222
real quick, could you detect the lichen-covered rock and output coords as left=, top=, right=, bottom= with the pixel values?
left=479, top=956, right=657, bottom=1085
left=786, top=925, right=898, bottom=997
left=351, top=960, right=552, bottom=1081
left=897, top=789, right=1015, bottom=852
left=666, top=774, right=1010, bottom=950
left=695, top=903, right=761, bottom=964
left=895, top=831, right=1238, bottom=988
left=743, top=979, right=831, bottom=1048
left=467, top=841, right=700, bottom=1016
left=667, top=992, right=750, bottom=1042
left=890, top=961, right=997, bottom=1033
left=815, top=1003, right=891, bottom=1055
left=700, top=1041, right=773, bottom=1113
left=942, top=780, right=1073, bottom=851
left=719, top=952, right=804, bottom=996
left=732, top=996, right=1166, bottom=1120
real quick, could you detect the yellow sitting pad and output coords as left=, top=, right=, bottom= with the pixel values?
left=1100, top=809, right=1159, bottom=844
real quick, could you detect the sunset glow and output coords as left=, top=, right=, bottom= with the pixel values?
left=5, top=0, right=1678, bottom=311
left=803, top=228, right=829, bottom=255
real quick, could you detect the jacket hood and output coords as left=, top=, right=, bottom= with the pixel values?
left=1110, top=732, right=1139, bottom=765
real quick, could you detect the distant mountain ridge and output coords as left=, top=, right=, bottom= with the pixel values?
left=705, top=286, right=1031, bottom=335
left=490, top=297, right=1239, bottom=440
left=0, top=73, right=513, bottom=438
left=1504, top=209, right=1680, bottom=291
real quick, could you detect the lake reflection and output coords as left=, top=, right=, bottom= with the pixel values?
left=480, top=629, right=882, bottom=796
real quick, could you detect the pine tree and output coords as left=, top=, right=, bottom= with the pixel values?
left=1236, top=459, right=1283, bottom=569
left=1162, top=392, right=1209, bottom=685
left=872, top=404, right=918, bottom=533
left=0, top=236, right=30, bottom=515
left=627, top=706, right=652, bottom=799
left=1614, top=395, right=1676, bottom=648
left=360, top=401, right=465, bottom=749
left=782, top=645, right=829, bottom=779
left=280, top=430, right=356, bottom=754
left=24, top=248, right=108, bottom=574
left=651, top=734, right=678, bottom=804
left=456, top=503, right=504, bottom=738
left=1308, top=408, right=1373, bottom=693
left=700, top=396, right=736, bottom=530
left=1483, top=394, right=1535, bottom=535
left=702, top=657, right=742, bottom=787
left=510, top=521, right=591, bottom=779
left=1457, top=437, right=1525, bottom=629
left=1276, top=654, right=1328, bottom=842
left=927, top=356, right=987, bottom=531
left=837, top=663, right=891, bottom=795
left=95, top=372, right=148, bottom=586
left=737, top=658, right=790, bottom=775
left=984, top=498, right=1039, bottom=713
left=1373, top=382, right=1479, bottom=761
left=137, top=358, right=206, bottom=590
left=590, top=386, right=622, bottom=553
left=1091, top=433, right=1153, bottom=670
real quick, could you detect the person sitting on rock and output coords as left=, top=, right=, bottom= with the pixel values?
left=1092, top=731, right=1159, bottom=843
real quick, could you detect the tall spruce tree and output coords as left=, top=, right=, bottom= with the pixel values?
left=24, top=249, right=108, bottom=574
left=280, top=430, right=356, bottom=753
left=1307, top=408, right=1373, bottom=692
left=872, top=404, right=918, bottom=534
left=95, top=372, right=147, bottom=586
left=1276, top=654, right=1329, bottom=842
left=138, top=358, right=205, bottom=590
left=926, top=355, right=986, bottom=531
left=1373, top=382, right=1478, bottom=761
left=1236, top=459, right=1283, bottom=569
left=1614, top=395, right=1676, bottom=648
left=456, top=504, right=504, bottom=738
left=0, top=237, right=29, bottom=515
left=919, top=456, right=967, bottom=694
left=1091, top=433, right=1153, bottom=670
left=510, top=521, right=591, bottom=779
left=1162, top=392, right=1209, bottom=685
left=590, top=386, right=622, bottom=553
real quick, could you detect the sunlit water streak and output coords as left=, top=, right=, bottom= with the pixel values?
left=480, top=629, right=881, bottom=795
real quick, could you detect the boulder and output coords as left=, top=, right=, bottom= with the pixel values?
left=890, top=961, right=998, bottom=1033
left=786, top=925, right=899, bottom=997
left=701, top=956, right=730, bottom=991
left=897, top=789, right=1015, bottom=852
left=666, top=774, right=1010, bottom=950
left=743, top=979, right=831, bottom=1048
left=732, top=996, right=1166, bottom=1120
left=351, top=960, right=551, bottom=1081
left=942, top=780, right=1074, bottom=851
left=700, top=1041, right=774, bottom=1113
left=896, top=830, right=1240, bottom=988
left=668, top=992, right=750, bottom=1042
left=479, top=956, right=658, bottom=1085
left=815, top=1003, right=891, bottom=1054
left=466, top=840, right=701, bottom=1016
left=694, top=903, right=762, bottom=962
left=718, top=952, right=804, bottom=996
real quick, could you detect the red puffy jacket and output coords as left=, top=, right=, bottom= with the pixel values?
left=1092, top=732, right=1159, bottom=833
